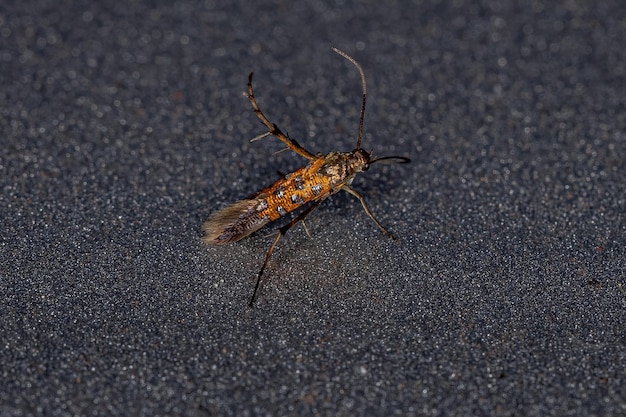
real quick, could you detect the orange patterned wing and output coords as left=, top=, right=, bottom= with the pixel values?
left=202, top=157, right=334, bottom=245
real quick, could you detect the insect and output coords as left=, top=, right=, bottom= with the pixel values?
left=202, top=47, right=410, bottom=306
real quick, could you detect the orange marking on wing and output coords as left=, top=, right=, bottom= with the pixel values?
left=254, top=158, right=332, bottom=221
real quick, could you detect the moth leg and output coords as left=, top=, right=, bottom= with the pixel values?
left=301, top=220, right=312, bottom=239
left=247, top=73, right=318, bottom=161
left=249, top=199, right=325, bottom=307
left=342, top=185, right=396, bottom=240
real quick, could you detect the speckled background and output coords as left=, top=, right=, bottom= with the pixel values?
left=1, top=1, right=624, bottom=416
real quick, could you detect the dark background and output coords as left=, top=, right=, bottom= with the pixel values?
left=1, top=1, right=624, bottom=416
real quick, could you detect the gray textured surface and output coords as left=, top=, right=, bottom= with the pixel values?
left=1, top=1, right=625, bottom=416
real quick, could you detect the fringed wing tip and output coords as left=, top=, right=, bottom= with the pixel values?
left=200, top=199, right=267, bottom=245
left=200, top=219, right=231, bottom=245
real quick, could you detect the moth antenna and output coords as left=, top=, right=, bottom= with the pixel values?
left=331, top=47, right=367, bottom=150
left=370, top=155, right=411, bottom=165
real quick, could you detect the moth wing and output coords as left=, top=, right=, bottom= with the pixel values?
left=201, top=199, right=270, bottom=245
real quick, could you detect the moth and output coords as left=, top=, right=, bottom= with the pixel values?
left=202, top=47, right=410, bottom=306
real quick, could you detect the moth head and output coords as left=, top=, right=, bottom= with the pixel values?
left=350, top=148, right=372, bottom=172
left=352, top=148, right=411, bottom=171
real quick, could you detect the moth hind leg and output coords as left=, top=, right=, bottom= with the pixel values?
left=249, top=199, right=325, bottom=307
left=247, top=73, right=317, bottom=161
